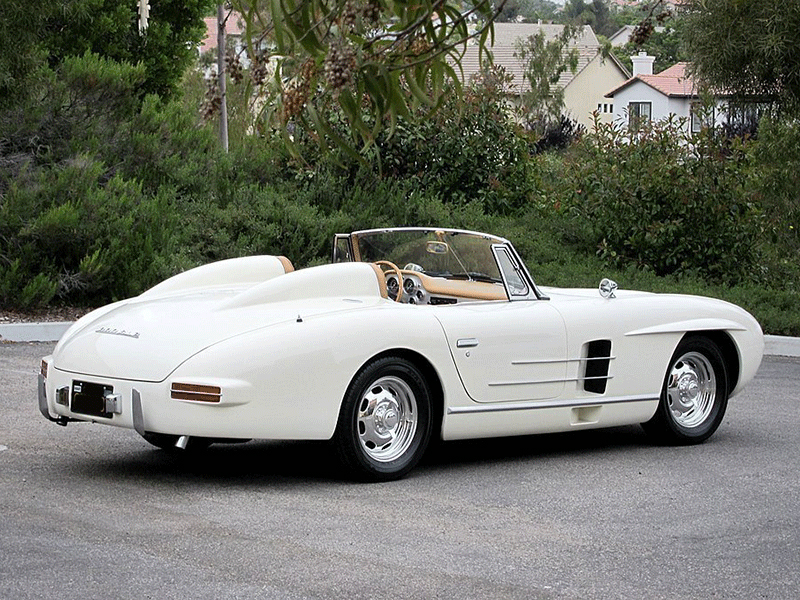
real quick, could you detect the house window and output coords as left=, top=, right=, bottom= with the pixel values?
left=628, top=102, right=651, bottom=131
left=691, top=102, right=715, bottom=133
left=727, top=102, right=767, bottom=130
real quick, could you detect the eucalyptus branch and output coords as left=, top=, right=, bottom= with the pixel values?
left=379, top=4, right=505, bottom=73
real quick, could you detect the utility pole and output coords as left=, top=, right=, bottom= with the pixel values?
left=217, top=4, right=229, bottom=152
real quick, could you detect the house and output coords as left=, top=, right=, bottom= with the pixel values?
left=607, top=24, right=665, bottom=47
left=604, top=54, right=727, bottom=133
left=199, top=15, right=245, bottom=56
left=458, top=23, right=630, bottom=128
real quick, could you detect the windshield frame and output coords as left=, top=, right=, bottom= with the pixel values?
left=333, top=227, right=546, bottom=301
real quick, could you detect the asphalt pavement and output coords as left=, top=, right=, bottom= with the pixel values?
left=1, top=342, right=798, bottom=600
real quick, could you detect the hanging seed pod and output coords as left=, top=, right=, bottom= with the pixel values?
left=410, top=36, right=431, bottom=57
left=631, top=19, right=654, bottom=47
left=281, top=60, right=316, bottom=121
left=251, top=54, right=270, bottom=86
left=341, top=0, right=358, bottom=31
left=324, top=40, right=357, bottom=92
left=362, top=0, right=381, bottom=26
left=201, top=80, right=222, bottom=120
left=225, top=48, right=244, bottom=84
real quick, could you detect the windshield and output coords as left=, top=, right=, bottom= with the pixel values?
left=345, top=229, right=505, bottom=283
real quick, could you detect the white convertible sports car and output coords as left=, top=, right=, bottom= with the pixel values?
left=39, top=227, right=764, bottom=480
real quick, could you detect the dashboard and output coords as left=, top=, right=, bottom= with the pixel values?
left=384, top=271, right=505, bottom=305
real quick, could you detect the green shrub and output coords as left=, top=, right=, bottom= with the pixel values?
left=560, top=117, right=759, bottom=283
left=378, top=68, right=536, bottom=214
left=0, top=156, right=174, bottom=309
left=748, top=117, right=800, bottom=290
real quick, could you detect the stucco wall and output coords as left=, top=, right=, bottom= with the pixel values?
left=610, top=82, right=728, bottom=132
left=563, top=55, right=629, bottom=130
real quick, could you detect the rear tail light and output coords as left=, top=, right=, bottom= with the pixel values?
left=170, top=383, right=222, bottom=403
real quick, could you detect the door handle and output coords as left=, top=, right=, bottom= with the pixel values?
left=456, top=338, right=479, bottom=348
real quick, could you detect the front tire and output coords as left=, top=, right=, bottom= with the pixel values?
left=643, top=336, right=729, bottom=444
left=334, top=357, right=433, bottom=481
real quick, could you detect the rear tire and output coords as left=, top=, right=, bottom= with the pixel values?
left=643, top=336, right=729, bottom=444
left=334, top=357, right=433, bottom=482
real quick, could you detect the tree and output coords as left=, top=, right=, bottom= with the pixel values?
left=514, top=23, right=579, bottom=125
left=0, top=1, right=50, bottom=108
left=562, top=0, right=594, bottom=26
left=558, top=0, right=617, bottom=38
left=681, top=0, right=800, bottom=114
left=41, top=0, right=213, bottom=99
left=495, top=0, right=559, bottom=23
left=617, top=20, right=687, bottom=75
left=226, top=0, right=502, bottom=159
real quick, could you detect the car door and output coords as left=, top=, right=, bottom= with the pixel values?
left=434, top=300, right=568, bottom=403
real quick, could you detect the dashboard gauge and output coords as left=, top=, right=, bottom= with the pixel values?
left=386, top=276, right=400, bottom=298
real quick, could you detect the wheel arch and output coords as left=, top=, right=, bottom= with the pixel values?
left=680, top=330, right=740, bottom=397
left=356, top=348, right=445, bottom=440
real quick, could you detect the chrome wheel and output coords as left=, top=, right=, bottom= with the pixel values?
left=335, top=357, right=433, bottom=481
left=666, top=351, right=717, bottom=429
left=357, top=375, right=418, bottom=463
left=643, top=336, right=729, bottom=445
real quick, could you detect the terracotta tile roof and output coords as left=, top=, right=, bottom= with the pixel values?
left=605, top=62, right=700, bottom=98
left=200, top=15, right=245, bottom=54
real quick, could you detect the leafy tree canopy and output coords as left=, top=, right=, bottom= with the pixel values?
left=561, top=0, right=617, bottom=37
left=0, top=0, right=51, bottom=108
left=226, top=0, right=501, bottom=160
left=45, top=0, right=213, bottom=98
left=616, top=18, right=687, bottom=75
left=514, top=23, right=579, bottom=124
left=0, top=0, right=212, bottom=105
left=681, top=0, right=800, bottom=114
left=494, top=0, right=559, bottom=23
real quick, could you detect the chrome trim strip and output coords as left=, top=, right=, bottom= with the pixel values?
left=38, top=374, right=50, bottom=420
left=132, top=389, right=145, bottom=436
left=511, top=356, right=616, bottom=365
left=488, top=375, right=614, bottom=387
left=447, top=394, right=659, bottom=415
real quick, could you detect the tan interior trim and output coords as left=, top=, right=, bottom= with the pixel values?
left=350, top=234, right=361, bottom=262
left=370, top=263, right=389, bottom=299
left=416, top=272, right=508, bottom=301
left=277, top=256, right=295, bottom=273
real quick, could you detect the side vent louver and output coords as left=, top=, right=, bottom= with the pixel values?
left=584, top=340, right=613, bottom=394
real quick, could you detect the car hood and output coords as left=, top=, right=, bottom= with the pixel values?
left=539, top=286, right=654, bottom=301
left=52, top=262, right=384, bottom=382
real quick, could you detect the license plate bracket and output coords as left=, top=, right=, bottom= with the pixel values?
left=71, top=381, right=114, bottom=418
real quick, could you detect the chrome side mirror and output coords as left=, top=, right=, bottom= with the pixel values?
left=599, top=278, right=618, bottom=299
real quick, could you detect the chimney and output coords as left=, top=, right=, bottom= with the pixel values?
left=631, top=51, right=655, bottom=77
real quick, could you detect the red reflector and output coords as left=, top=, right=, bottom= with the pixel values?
left=171, top=383, right=222, bottom=403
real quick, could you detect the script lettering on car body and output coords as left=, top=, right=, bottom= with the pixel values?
left=96, top=327, right=140, bottom=339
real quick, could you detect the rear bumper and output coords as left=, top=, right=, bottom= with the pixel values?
left=36, top=362, right=332, bottom=441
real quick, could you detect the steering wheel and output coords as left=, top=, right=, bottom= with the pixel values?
left=374, top=261, right=404, bottom=302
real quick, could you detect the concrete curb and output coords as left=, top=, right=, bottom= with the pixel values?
left=0, top=321, right=73, bottom=343
left=764, top=335, right=800, bottom=358
left=2, top=321, right=799, bottom=358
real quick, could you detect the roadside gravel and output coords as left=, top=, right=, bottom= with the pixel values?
left=0, top=307, right=92, bottom=324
